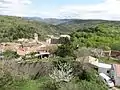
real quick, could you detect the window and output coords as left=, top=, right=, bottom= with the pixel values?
left=107, top=70, right=110, bottom=73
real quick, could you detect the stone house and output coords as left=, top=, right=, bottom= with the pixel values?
left=46, top=35, right=70, bottom=44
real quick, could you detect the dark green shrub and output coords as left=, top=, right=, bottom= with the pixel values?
left=41, top=81, right=59, bottom=90
left=3, top=50, right=19, bottom=59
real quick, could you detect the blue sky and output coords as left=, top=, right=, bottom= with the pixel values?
left=29, top=0, right=103, bottom=15
left=31, top=0, right=102, bottom=7
left=0, top=0, right=120, bottom=20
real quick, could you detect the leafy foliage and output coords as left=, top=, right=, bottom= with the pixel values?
left=3, top=50, right=19, bottom=59
left=58, top=19, right=120, bottom=32
left=1, top=17, right=117, bottom=90
left=0, top=15, right=62, bottom=42
left=56, top=44, right=74, bottom=57
left=58, top=68, right=108, bottom=90
left=69, top=24, right=120, bottom=50
left=0, top=59, right=108, bottom=90
left=50, top=61, right=73, bottom=82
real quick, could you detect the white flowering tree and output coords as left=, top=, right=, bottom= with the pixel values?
left=49, top=62, right=73, bottom=82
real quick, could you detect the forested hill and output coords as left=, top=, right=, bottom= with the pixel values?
left=1, top=15, right=120, bottom=43
left=24, top=17, right=71, bottom=25
left=25, top=17, right=120, bottom=32
left=0, top=15, right=65, bottom=42
left=58, top=19, right=120, bottom=32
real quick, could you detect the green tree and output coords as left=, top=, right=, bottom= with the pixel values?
left=3, top=50, right=19, bottom=59
left=56, top=45, right=74, bottom=57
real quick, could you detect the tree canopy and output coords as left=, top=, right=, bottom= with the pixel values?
left=70, top=24, right=120, bottom=50
left=0, top=15, right=62, bottom=42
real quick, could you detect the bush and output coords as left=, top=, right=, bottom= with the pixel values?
left=41, top=81, right=59, bottom=90
left=56, top=45, right=74, bottom=57
left=0, top=72, right=13, bottom=89
left=77, top=80, right=108, bottom=90
left=58, top=82, right=80, bottom=90
left=3, top=50, right=19, bottom=59
left=111, top=43, right=120, bottom=50
left=50, top=61, right=73, bottom=82
left=58, top=79, right=108, bottom=90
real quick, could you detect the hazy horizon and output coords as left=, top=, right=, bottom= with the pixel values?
left=0, top=0, right=120, bottom=20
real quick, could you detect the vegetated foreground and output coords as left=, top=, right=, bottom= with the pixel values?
left=0, top=57, right=108, bottom=90
left=1, top=15, right=120, bottom=90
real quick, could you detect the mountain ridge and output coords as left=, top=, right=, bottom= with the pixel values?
left=24, top=16, right=120, bottom=25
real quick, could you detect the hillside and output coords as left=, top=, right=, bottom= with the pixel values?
left=0, top=15, right=64, bottom=42
left=58, top=19, right=120, bottom=31
left=25, top=17, right=120, bottom=32
left=24, top=17, right=71, bottom=25
left=68, top=23, right=120, bottom=50
left=1, top=16, right=120, bottom=43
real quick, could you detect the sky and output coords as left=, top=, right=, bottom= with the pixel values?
left=0, top=0, right=120, bottom=20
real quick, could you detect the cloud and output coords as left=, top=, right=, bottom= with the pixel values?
left=0, top=0, right=120, bottom=20
left=55, top=0, right=120, bottom=20
left=0, top=0, right=32, bottom=16
left=28, top=0, right=120, bottom=20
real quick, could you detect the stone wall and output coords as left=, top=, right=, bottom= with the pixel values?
left=1, top=60, right=53, bottom=79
